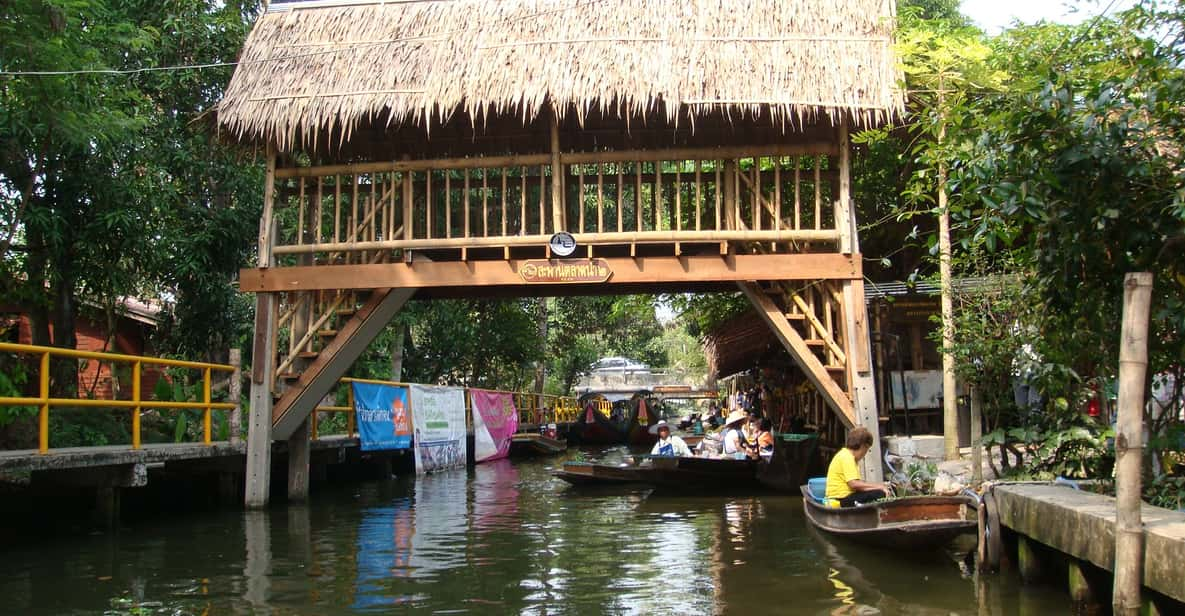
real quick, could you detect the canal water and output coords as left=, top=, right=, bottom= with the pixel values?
left=1, top=446, right=1071, bottom=614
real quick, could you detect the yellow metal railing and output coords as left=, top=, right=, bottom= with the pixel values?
left=0, top=342, right=239, bottom=454
left=310, top=378, right=579, bottom=440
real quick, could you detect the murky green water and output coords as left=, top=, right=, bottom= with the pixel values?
left=0, top=446, right=1070, bottom=614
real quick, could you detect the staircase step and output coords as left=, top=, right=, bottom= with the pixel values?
left=297, top=351, right=319, bottom=359
left=783, top=312, right=806, bottom=320
left=317, top=329, right=338, bottom=337
left=825, top=365, right=845, bottom=373
left=803, top=338, right=826, bottom=348
left=278, top=372, right=300, bottom=381
left=335, top=308, right=357, bottom=318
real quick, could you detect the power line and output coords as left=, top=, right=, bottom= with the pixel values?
left=0, top=0, right=605, bottom=78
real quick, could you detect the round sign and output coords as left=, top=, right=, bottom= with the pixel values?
left=548, top=231, right=577, bottom=257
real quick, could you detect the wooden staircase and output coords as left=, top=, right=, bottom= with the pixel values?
left=269, top=287, right=414, bottom=440
left=738, top=280, right=856, bottom=427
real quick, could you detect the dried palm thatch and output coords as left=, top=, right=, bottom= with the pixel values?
left=218, top=0, right=904, bottom=151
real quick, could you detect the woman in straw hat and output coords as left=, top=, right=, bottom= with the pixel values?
left=719, top=409, right=748, bottom=458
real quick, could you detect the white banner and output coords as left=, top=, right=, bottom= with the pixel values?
left=409, top=384, right=467, bottom=474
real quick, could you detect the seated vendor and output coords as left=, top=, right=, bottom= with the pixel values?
left=825, top=427, right=893, bottom=507
left=649, top=420, right=692, bottom=457
left=755, top=418, right=775, bottom=457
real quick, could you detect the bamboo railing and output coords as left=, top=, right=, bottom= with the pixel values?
left=267, top=145, right=841, bottom=262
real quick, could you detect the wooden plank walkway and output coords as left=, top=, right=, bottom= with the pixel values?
left=0, top=436, right=362, bottom=474
left=994, top=483, right=1185, bottom=603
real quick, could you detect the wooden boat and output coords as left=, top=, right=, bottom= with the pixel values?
left=571, top=393, right=661, bottom=446
left=508, top=433, right=567, bottom=456
left=800, top=482, right=977, bottom=550
left=554, top=456, right=762, bottom=492
left=553, top=462, right=651, bottom=486
left=756, top=433, right=819, bottom=492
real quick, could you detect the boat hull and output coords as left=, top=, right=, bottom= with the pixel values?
left=756, top=433, right=819, bottom=492
left=509, top=433, right=567, bottom=456
left=554, top=457, right=762, bottom=492
left=800, top=485, right=976, bottom=551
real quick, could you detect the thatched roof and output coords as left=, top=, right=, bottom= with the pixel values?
left=218, top=0, right=903, bottom=151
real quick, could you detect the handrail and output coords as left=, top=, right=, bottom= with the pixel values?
left=309, top=377, right=579, bottom=440
left=0, top=343, right=240, bottom=454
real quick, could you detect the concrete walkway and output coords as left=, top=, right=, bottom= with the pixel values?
left=994, top=483, right=1185, bottom=604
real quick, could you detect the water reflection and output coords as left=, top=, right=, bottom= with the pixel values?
left=0, top=449, right=1075, bottom=614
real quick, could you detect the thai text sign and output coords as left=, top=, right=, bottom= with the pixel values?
left=409, top=385, right=467, bottom=474
left=519, top=259, right=612, bottom=283
left=469, top=389, right=519, bottom=462
left=352, top=381, right=412, bottom=451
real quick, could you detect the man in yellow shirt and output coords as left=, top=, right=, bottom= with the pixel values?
left=825, top=427, right=893, bottom=507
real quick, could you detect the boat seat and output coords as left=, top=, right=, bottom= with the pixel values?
left=807, top=477, right=828, bottom=504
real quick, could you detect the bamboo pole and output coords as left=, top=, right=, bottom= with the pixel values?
left=426, top=172, right=433, bottom=239
left=482, top=167, right=489, bottom=237
left=794, top=157, right=801, bottom=230
left=616, top=166, right=624, bottom=232
left=635, top=163, right=643, bottom=232
left=550, top=113, right=563, bottom=233
left=297, top=178, right=305, bottom=246
left=695, top=161, right=702, bottom=231
left=1114, top=272, right=1152, bottom=616
left=445, top=173, right=452, bottom=238
left=538, top=165, right=546, bottom=234
left=464, top=170, right=471, bottom=238
left=520, top=167, right=528, bottom=235
left=715, top=162, right=722, bottom=231
left=675, top=166, right=682, bottom=231
left=970, top=384, right=982, bottom=486
left=501, top=170, right=508, bottom=238
left=654, top=161, right=663, bottom=231
left=333, top=175, right=341, bottom=246
left=597, top=164, right=604, bottom=233
left=754, top=161, right=761, bottom=231
left=577, top=164, right=585, bottom=234
left=315, top=178, right=323, bottom=245
left=814, top=156, right=822, bottom=230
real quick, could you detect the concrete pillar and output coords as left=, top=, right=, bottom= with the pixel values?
left=93, top=486, right=120, bottom=529
left=245, top=294, right=277, bottom=509
left=1017, top=535, right=1045, bottom=585
left=1068, top=560, right=1103, bottom=615
left=243, top=510, right=271, bottom=608
left=287, top=419, right=310, bottom=502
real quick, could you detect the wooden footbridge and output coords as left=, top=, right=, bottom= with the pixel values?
left=0, top=0, right=904, bottom=510
left=214, top=0, right=903, bottom=506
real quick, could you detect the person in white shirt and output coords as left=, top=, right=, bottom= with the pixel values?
left=649, top=420, right=692, bottom=457
left=720, top=409, right=748, bottom=458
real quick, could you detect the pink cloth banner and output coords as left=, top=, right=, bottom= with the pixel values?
left=469, top=389, right=519, bottom=462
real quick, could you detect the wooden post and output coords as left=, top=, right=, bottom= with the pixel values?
left=936, top=83, right=959, bottom=462
left=287, top=418, right=310, bottom=502
left=230, top=348, right=243, bottom=444
left=971, top=383, right=983, bottom=486
left=550, top=111, right=564, bottom=233
left=1114, top=272, right=1152, bottom=616
left=836, top=124, right=882, bottom=483
left=246, top=151, right=278, bottom=509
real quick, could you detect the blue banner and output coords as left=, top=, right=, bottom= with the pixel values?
left=352, top=382, right=412, bottom=451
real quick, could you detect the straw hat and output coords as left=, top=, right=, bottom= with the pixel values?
left=724, top=409, right=747, bottom=426
left=648, top=420, right=673, bottom=435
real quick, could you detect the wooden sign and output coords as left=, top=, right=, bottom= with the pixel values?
left=519, top=259, right=612, bottom=284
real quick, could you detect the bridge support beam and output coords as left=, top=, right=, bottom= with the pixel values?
left=287, top=419, right=310, bottom=502
left=245, top=292, right=277, bottom=509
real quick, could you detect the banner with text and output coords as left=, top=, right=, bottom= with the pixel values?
left=469, top=389, right=519, bottom=462
left=352, top=381, right=412, bottom=452
left=409, top=385, right=467, bottom=474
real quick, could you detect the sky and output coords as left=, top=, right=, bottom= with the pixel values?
left=960, top=0, right=1137, bottom=33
